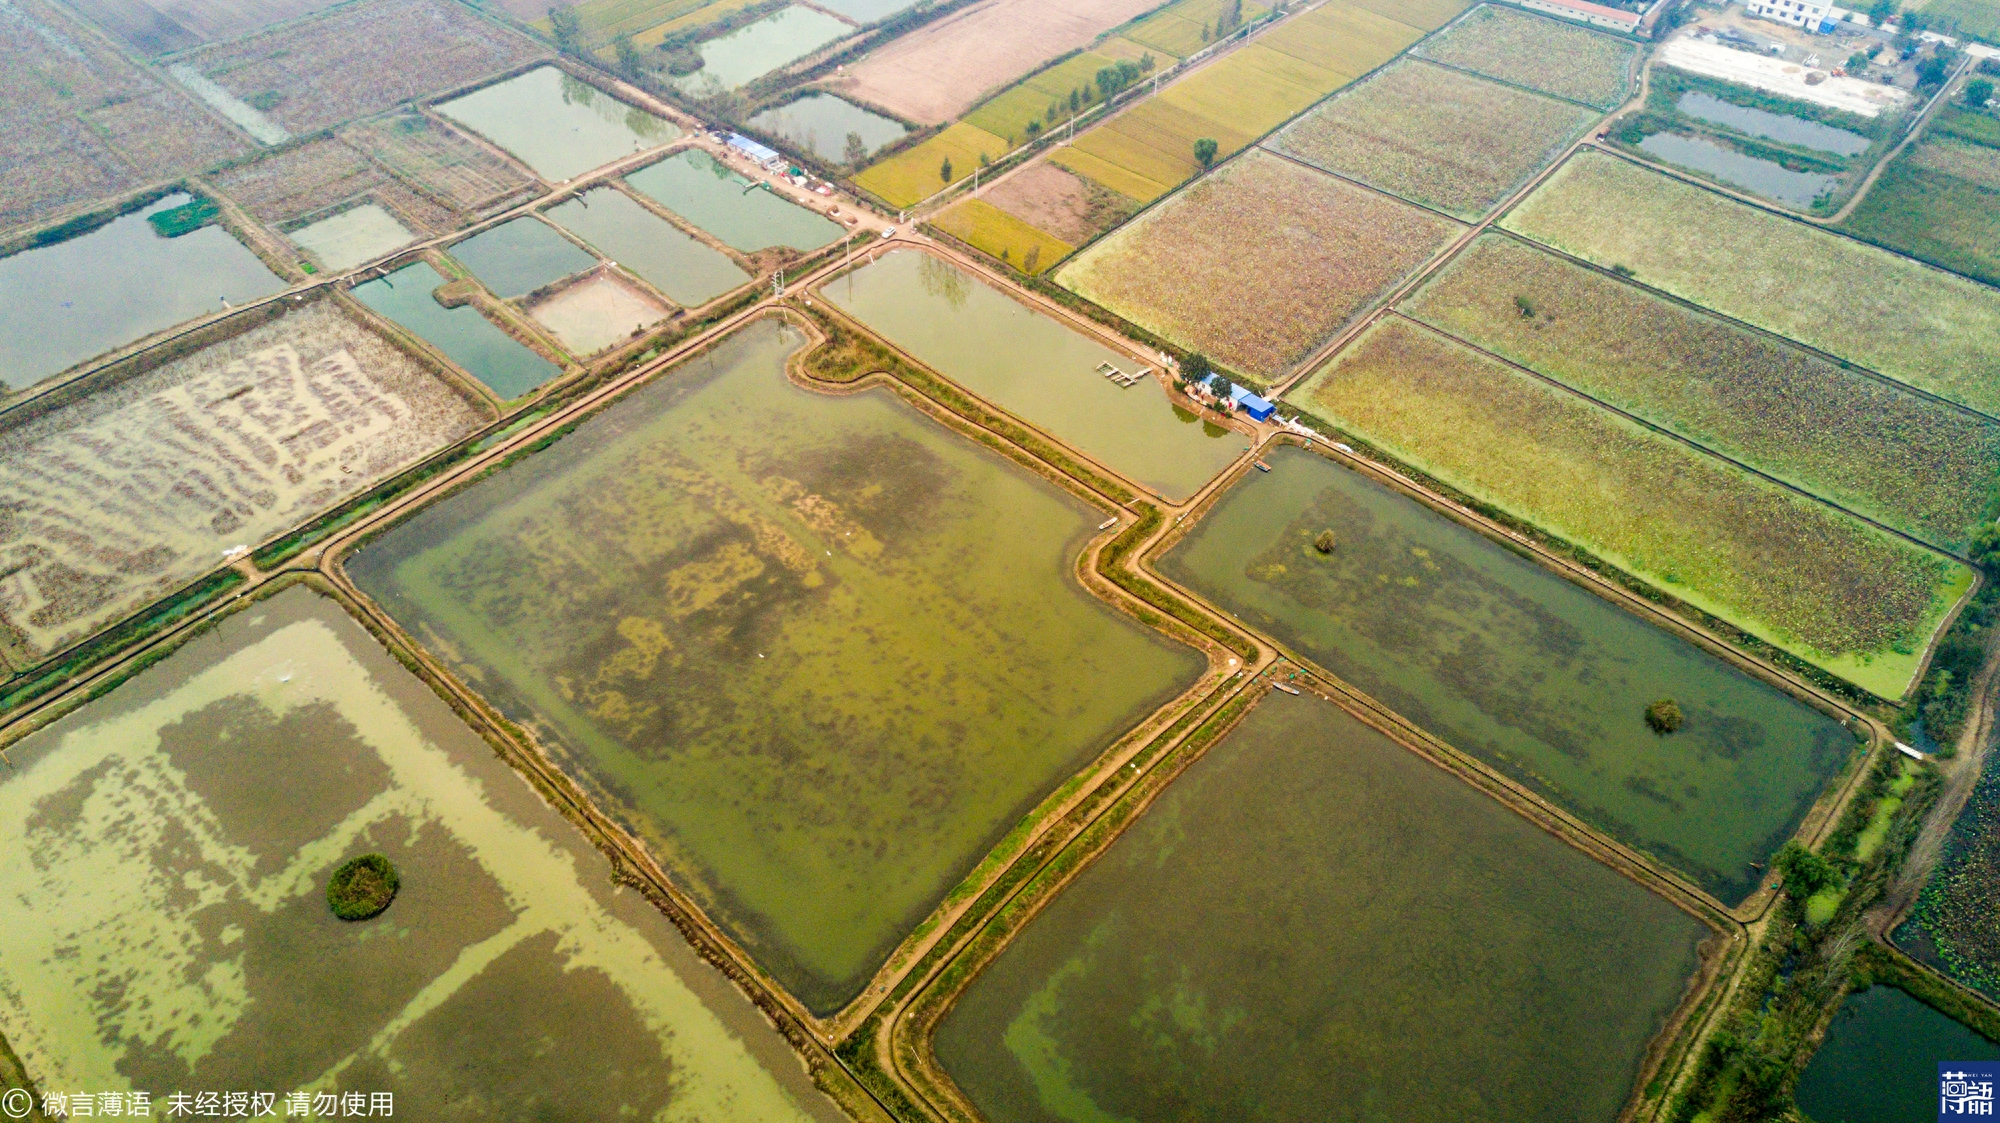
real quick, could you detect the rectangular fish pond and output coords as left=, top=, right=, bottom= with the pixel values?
left=821, top=250, right=1246, bottom=502
left=0, top=193, right=284, bottom=389
left=1156, top=444, right=1857, bottom=902
left=625, top=149, right=844, bottom=253
left=350, top=261, right=560, bottom=399
left=668, top=6, right=854, bottom=93
left=1793, top=985, right=2000, bottom=1122
left=0, top=584, right=846, bottom=1121
left=446, top=216, right=600, bottom=299
left=745, top=93, right=909, bottom=164
left=545, top=187, right=751, bottom=307
left=345, top=317, right=1204, bottom=1014
left=435, top=65, right=680, bottom=183
left=1636, top=131, right=1842, bottom=209
left=287, top=203, right=416, bottom=273
left=931, top=690, right=1709, bottom=1123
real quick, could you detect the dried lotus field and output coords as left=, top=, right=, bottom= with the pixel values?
left=0, top=301, right=486, bottom=673
left=1413, top=3, right=1637, bottom=108
left=1287, top=316, right=1971, bottom=697
left=1265, top=58, right=1600, bottom=218
left=1401, top=235, right=2000, bottom=550
left=1057, top=148, right=1462, bottom=378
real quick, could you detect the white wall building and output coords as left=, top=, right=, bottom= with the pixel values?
left=1745, top=0, right=1832, bottom=29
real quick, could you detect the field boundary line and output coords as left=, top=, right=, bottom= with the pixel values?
left=1383, top=308, right=1976, bottom=561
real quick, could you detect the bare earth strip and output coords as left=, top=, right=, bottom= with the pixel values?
left=826, top=0, right=1170, bottom=124
left=0, top=302, right=485, bottom=666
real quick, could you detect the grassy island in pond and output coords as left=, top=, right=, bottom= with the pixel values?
left=0, top=587, right=845, bottom=1120
left=1158, top=445, right=1855, bottom=900
left=934, top=691, right=1708, bottom=1123
left=327, top=853, right=399, bottom=920
left=348, top=319, right=1204, bottom=1013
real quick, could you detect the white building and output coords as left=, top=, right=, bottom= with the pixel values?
left=1745, top=0, right=1832, bottom=29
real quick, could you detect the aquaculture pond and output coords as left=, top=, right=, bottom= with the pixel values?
left=822, top=251, right=1245, bottom=501
left=436, top=66, right=680, bottom=182
left=447, top=216, right=598, bottom=298
left=746, top=94, right=908, bottom=163
left=1638, top=131, right=1840, bottom=207
left=351, top=261, right=559, bottom=398
left=671, top=6, right=853, bottom=92
left=934, top=691, right=1707, bottom=1123
left=546, top=187, right=750, bottom=306
left=1156, top=445, right=1854, bottom=901
left=626, top=149, right=844, bottom=253
left=289, top=204, right=415, bottom=272
left=1896, top=744, right=2000, bottom=999
left=0, top=193, right=283, bottom=387
left=0, top=586, right=846, bottom=1121
left=1676, top=92, right=1871, bottom=156
left=527, top=272, right=668, bottom=354
left=347, top=319, right=1202, bottom=1013
left=1793, top=986, right=2000, bottom=1122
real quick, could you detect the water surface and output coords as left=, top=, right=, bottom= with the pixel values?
left=672, top=6, right=852, bottom=91
left=1156, top=445, right=1854, bottom=901
left=547, top=187, right=750, bottom=306
left=437, top=66, right=679, bottom=182
left=1676, top=92, right=1870, bottom=156
left=351, top=261, right=558, bottom=398
left=822, top=250, right=1244, bottom=501
left=1794, top=986, right=2000, bottom=1122
left=935, top=691, right=1707, bottom=1123
left=626, top=149, right=844, bottom=252
left=811, top=0, right=913, bottom=21
left=289, top=204, right=415, bottom=272
left=746, top=93, right=907, bottom=163
left=1640, top=131, right=1841, bottom=207
left=347, top=319, right=1201, bottom=1013
left=0, top=586, right=846, bottom=1121
left=0, top=194, right=283, bottom=387
left=448, top=217, right=599, bottom=298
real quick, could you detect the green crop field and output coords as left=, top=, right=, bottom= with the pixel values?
left=1402, top=235, right=2000, bottom=550
left=1910, top=0, right=2000, bottom=41
left=1415, top=3, right=1636, bottom=107
left=1059, top=148, right=1461, bottom=377
left=853, top=121, right=1008, bottom=207
left=1840, top=112, right=2000, bottom=287
left=1504, top=150, right=2000, bottom=417
left=1266, top=59, right=1598, bottom=217
left=1121, top=0, right=1272, bottom=57
left=964, top=51, right=1122, bottom=145
left=1289, top=317, right=1971, bottom=698
left=550, top=0, right=722, bottom=42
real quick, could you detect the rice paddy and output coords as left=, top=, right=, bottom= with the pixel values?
left=1265, top=58, right=1600, bottom=218
left=346, top=319, right=1203, bottom=1013
left=1414, top=3, right=1636, bottom=108
left=1840, top=108, right=2000, bottom=287
left=0, top=585, right=846, bottom=1120
left=934, top=691, right=1708, bottom=1123
left=1059, top=148, right=1462, bottom=378
left=1288, top=317, right=1972, bottom=698
left=435, top=66, right=680, bottom=184
left=931, top=199, right=1072, bottom=274
left=1502, top=150, right=2000, bottom=416
left=626, top=149, right=844, bottom=252
left=1400, top=234, right=2000, bottom=550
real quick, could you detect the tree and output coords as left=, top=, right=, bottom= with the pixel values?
left=548, top=2, right=583, bottom=53
left=1201, top=21, right=1211, bottom=41
left=1867, top=0, right=1895, bottom=23
left=1967, top=522, right=2000, bottom=570
left=843, top=131, right=868, bottom=166
left=1901, top=5, right=1926, bottom=31
left=1774, top=842, right=1838, bottom=900
left=612, top=32, right=643, bottom=78
left=1968, top=77, right=1995, bottom=107
left=1069, top=88, right=1082, bottom=113
left=978, top=150, right=990, bottom=167
left=1314, top=530, right=1336, bottom=554
left=1193, top=137, right=1218, bottom=170
left=940, top=156, right=953, bottom=182
left=1846, top=50, right=1871, bottom=74
left=1046, top=102, right=1059, bottom=123
left=1139, top=52, right=1156, bottom=72
left=1022, top=245, right=1041, bottom=273
left=1218, top=0, right=1243, bottom=34
left=1182, top=352, right=1212, bottom=381
left=1644, top=698, right=1683, bottom=734
left=1024, top=119, right=1042, bottom=139
left=1917, top=54, right=1950, bottom=88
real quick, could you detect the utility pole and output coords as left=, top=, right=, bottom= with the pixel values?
left=773, top=269, right=784, bottom=299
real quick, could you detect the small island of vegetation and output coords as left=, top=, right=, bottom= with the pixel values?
left=327, top=853, right=400, bottom=921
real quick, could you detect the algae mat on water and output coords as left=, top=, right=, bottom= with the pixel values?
left=1158, top=445, right=1855, bottom=901
left=934, top=691, right=1708, bottom=1123
left=0, top=586, right=845, bottom=1120
left=348, top=319, right=1203, bottom=1013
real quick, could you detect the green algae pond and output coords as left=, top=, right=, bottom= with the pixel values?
left=0, top=585, right=846, bottom=1121
left=822, top=250, right=1245, bottom=502
left=547, top=187, right=751, bottom=306
left=0, top=193, right=283, bottom=388
left=1157, top=445, right=1855, bottom=902
left=346, top=318, right=1203, bottom=1013
left=435, top=66, right=680, bottom=182
left=350, top=261, right=559, bottom=399
left=1794, top=986, right=2000, bottom=1122
left=626, top=149, right=844, bottom=253
left=746, top=94, right=908, bottom=164
left=933, top=691, right=1708, bottom=1123
left=447, top=216, right=599, bottom=299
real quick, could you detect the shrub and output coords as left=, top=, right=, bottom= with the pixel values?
left=1774, top=841, right=1838, bottom=899
left=1313, top=529, right=1336, bottom=553
left=1645, top=698, right=1683, bottom=733
left=327, top=853, right=400, bottom=921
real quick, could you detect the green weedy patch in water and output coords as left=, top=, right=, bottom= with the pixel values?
left=326, top=853, right=399, bottom=920
left=1157, top=445, right=1855, bottom=902
left=934, top=691, right=1708, bottom=1123
left=346, top=318, right=1204, bottom=1014
left=0, top=586, right=846, bottom=1120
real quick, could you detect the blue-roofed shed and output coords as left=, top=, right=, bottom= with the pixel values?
left=727, top=133, right=782, bottom=167
left=1201, top=374, right=1275, bottom=422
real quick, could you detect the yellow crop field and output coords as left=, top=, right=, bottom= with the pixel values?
left=932, top=198, right=1074, bottom=272
left=1261, top=2, right=1424, bottom=73
left=632, top=0, right=769, bottom=44
left=854, top=122, right=1009, bottom=207
left=555, top=0, right=717, bottom=41
left=1343, top=0, right=1472, bottom=31
left=1048, top=145, right=1174, bottom=201
left=1065, top=119, right=1201, bottom=202
left=966, top=52, right=1118, bottom=143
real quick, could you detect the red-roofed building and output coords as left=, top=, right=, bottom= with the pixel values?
left=1513, top=0, right=1642, bottom=32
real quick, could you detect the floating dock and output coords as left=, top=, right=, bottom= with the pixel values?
left=1095, top=361, right=1150, bottom=388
